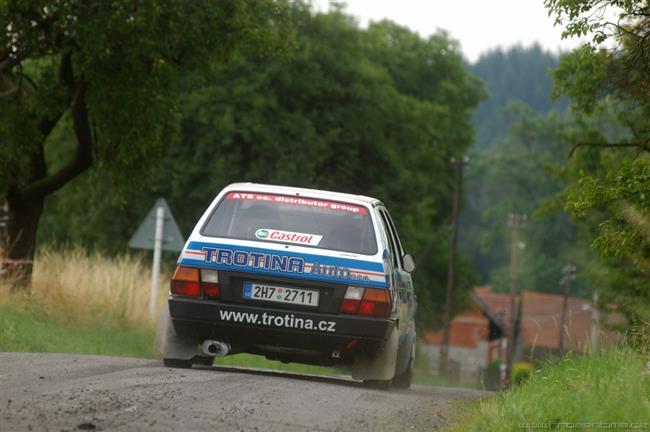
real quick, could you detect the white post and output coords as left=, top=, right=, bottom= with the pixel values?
left=150, top=206, right=165, bottom=321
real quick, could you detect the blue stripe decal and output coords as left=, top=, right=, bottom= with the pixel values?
left=179, top=257, right=388, bottom=288
left=186, top=242, right=384, bottom=271
left=181, top=241, right=387, bottom=288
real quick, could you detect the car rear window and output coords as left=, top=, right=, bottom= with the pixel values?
left=201, top=192, right=377, bottom=255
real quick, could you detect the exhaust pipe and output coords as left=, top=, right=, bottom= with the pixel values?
left=201, top=340, right=230, bottom=357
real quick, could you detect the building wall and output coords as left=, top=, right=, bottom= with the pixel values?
left=423, top=342, right=488, bottom=382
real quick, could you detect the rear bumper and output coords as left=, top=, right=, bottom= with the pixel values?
left=169, top=296, right=394, bottom=360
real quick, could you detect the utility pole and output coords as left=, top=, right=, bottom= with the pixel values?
left=505, top=213, right=526, bottom=387
left=439, top=156, right=468, bottom=378
left=558, top=264, right=576, bottom=355
left=591, top=290, right=600, bottom=353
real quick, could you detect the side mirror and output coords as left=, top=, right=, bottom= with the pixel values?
left=402, top=253, right=416, bottom=273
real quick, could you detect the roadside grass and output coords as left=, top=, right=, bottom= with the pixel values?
left=447, top=348, right=650, bottom=432
left=0, top=248, right=374, bottom=381
left=0, top=247, right=161, bottom=358
left=0, top=296, right=343, bottom=376
left=25, top=247, right=164, bottom=327
left=0, top=299, right=155, bottom=358
left=1, top=247, right=478, bottom=386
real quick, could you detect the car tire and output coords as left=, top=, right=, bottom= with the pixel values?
left=392, top=342, right=415, bottom=389
left=392, top=354, right=414, bottom=389
left=163, top=358, right=193, bottom=368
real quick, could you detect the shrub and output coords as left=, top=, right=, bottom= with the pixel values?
left=512, top=362, right=534, bottom=386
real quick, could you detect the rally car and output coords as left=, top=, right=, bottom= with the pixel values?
left=155, top=183, right=417, bottom=389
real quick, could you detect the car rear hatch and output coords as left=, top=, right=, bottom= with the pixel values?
left=176, top=190, right=390, bottom=316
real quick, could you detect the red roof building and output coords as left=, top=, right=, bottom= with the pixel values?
left=422, top=287, right=510, bottom=382
left=519, top=290, right=623, bottom=356
left=421, top=286, right=624, bottom=384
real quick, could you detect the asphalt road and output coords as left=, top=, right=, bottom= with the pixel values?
left=0, top=353, right=487, bottom=432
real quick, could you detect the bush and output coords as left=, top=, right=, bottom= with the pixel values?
left=512, top=362, right=534, bottom=386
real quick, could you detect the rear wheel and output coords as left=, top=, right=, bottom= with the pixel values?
left=392, top=354, right=414, bottom=389
left=392, top=342, right=415, bottom=389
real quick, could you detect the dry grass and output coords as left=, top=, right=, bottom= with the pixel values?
left=1, top=247, right=169, bottom=328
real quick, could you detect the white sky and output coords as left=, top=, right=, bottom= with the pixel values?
left=313, top=0, right=587, bottom=63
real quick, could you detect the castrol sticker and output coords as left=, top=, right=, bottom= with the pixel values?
left=255, top=228, right=322, bottom=246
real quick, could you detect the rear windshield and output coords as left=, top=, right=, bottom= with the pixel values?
left=201, top=192, right=377, bottom=255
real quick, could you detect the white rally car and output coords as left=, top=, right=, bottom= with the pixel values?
left=155, top=183, right=417, bottom=389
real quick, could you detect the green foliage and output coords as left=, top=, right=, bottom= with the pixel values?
left=567, top=157, right=649, bottom=262
left=451, top=349, right=650, bottom=431
left=562, top=146, right=650, bottom=319
left=544, top=0, right=650, bottom=321
left=512, top=362, right=534, bottom=386
left=551, top=46, right=608, bottom=114
left=0, top=0, right=291, bottom=193
left=461, top=103, right=594, bottom=296
left=36, top=4, right=484, bottom=328
left=461, top=47, right=608, bottom=303
left=470, top=44, right=566, bottom=149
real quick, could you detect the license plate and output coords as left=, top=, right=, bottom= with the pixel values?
left=242, top=283, right=319, bottom=307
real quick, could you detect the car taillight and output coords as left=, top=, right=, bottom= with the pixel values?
left=171, top=266, right=200, bottom=297
left=340, top=286, right=391, bottom=318
left=200, top=268, right=221, bottom=299
left=340, top=286, right=364, bottom=314
left=170, top=266, right=221, bottom=299
left=359, top=287, right=391, bottom=318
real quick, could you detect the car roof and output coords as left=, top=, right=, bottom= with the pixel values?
left=223, top=183, right=382, bottom=207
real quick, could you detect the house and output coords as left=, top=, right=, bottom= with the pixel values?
left=422, top=286, right=624, bottom=383
left=517, top=290, right=624, bottom=359
left=422, top=286, right=509, bottom=382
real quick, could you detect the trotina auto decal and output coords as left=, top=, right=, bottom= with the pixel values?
left=180, top=242, right=387, bottom=288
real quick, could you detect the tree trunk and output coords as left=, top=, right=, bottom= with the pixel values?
left=3, top=191, right=44, bottom=289
left=1, top=55, right=92, bottom=290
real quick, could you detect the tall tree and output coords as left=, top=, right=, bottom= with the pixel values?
left=35, top=5, right=485, bottom=326
left=0, top=0, right=290, bottom=285
left=545, top=0, right=650, bottom=321
left=460, top=103, right=596, bottom=296
left=470, top=44, right=566, bottom=149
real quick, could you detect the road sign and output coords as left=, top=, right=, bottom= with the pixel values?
left=129, top=198, right=185, bottom=252
left=129, top=198, right=186, bottom=320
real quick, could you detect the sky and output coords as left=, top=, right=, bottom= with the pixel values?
left=313, top=0, right=587, bottom=63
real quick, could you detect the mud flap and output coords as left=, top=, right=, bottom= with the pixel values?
left=154, top=302, right=199, bottom=360
left=351, top=327, right=399, bottom=381
left=394, top=332, right=416, bottom=376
